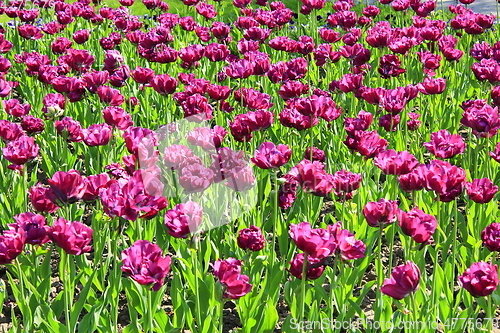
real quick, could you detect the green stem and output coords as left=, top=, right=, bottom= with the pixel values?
left=15, top=260, right=29, bottom=331
left=61, top=250, right=73, bottom=332
left=145, top=286, right=154, bottom=333
left=329, top=257, right=338, bottom=320
left=191, top=240, right=203, bottom=332
left=487, top=294, right=493, bottom=332
left=270, top=170, right=280, bottom=265
left=376, top=224, right=384, bottom=323
left=219, top=297, right=224, bottom=333
left=409, top=292, right=418, bottom=333
left=299, top=253, right=308, bottom=331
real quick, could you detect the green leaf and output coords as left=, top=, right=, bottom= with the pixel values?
left=71, top=270, right=98, bottom=331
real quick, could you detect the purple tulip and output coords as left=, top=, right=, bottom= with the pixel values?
left=397, top=164, right=426, bottom=192
left=374, top=149, right=419, bottom=175
left=47, top=170, right=87, bottom=204
left=481, top=223, right=500, bottom=252
left=164, top=201, right=203, bottom=238
left=251, top=142, right=291, bottom=169
left=466, top=178, right=498, bottom=203
left=29, top=184, right=60, bottom=213
left=212, top=258, right=252, bottom=299
left=397, top=208, right=437, bottom=244
left=0, top=229, right=25, bottom=265
left=329, top=223, right=366, bottom=260
left=381, top=261, right=420, bottom=300
left=2, top=135, right=40, bottom=168
left=363, top=198, right=399, bottom=228
left=424, top=160, right=466, bottom=202
left=288, top=253, right=325, bottom=280
left=423, top=129, right=466, bottom=159
left=10, top=212, right=50, bottom=246
left=121, top=240, right=172, bottom=291
left=304, top=147, right=325, bottom=162
left=331, top=169, right=362, bottom=200
left=237, top=226, right=265, bottom=251
left=48, top=218, right=93, bottom=255
left=459, top=262, right=499, bottom=297
left=289, top=222, right=337, bottom=259
left=291, top=160, right=334, bottom=197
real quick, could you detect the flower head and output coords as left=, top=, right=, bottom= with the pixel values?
left=121, top=240, right=172, bottom=291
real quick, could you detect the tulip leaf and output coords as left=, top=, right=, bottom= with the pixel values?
left=71, top=269, right=98, bottom=332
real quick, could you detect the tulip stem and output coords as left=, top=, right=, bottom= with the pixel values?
left=329, top=256, right=338, bottom=319
left=191, top=244, right=203, bottom=332
left=451, top=201, right=458, bottom=304
left=219, top=297, right=224, bottom=333
left=144, top=285, right=154, bottom=333
left=300, top=253, right=308, bottom=330
left=14, top=259, right=30, bottom=331
left=409, top=292, right=418, bottom=333
left=376, top=224, right=384, bottom=323
left=60, top=250, right=74, bottom=332
left=270, top=171, right=278, bottom=264
left=487, top=294, right=494, bottom=332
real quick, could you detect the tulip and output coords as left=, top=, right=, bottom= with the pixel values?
left=54, top=117, right=84, bottom=142
left=329, top=223, right=366, bottom=260
left=289, top=222, right=337, bottom=259
left=179, top=164, right=214, bottom=193
left=354, top=131, right=388, bottom=158
left=374, top=149, right=419, bottom=175
left=164, top=201, right=203, bottom=238
left=466, top=178, right=498, bottom=203
left=2, top=135, right=39, bottom=167
left=186, top=126, right=226, bottom=152
left=363, top=199, right=399, bottom=228
left=237, top=226, right=265, bottom=251
left=460, top=100, right=500, bottom=138
left=291, top=160, right=334, bottom=197
left=123, top=127, right=158, bottom=155
left=459, top=262, right=499, bottom=297
left=212, top=258, right=252, bottom=299
left=47, top=170, right=86, bottom=204
left=82, top=174, right=111, bottom=202
left=251, top=142, right=291, bottom=169
left=2, top=99, right=30, bottom=117
left=331, top=169, right=362, bottom=200
left=278, top=174, right=299, bottom=209
left=102, top=106, right=133, bottom=130
left=481, top=223, right=500, bottom=252
left=10, top=212, right=50, bottom=246
left=289, top=253, right=325, bottom=280
left=0, top=229, right=25, bottom=265
left=48, top=218, right=93, bottom=255
left=407, top=112, right=422, bottom=131
left=83, top=124, right=112, bottom=147
left=424, top=160, right=466, bottom=202
left=21, top=116, right=44, bottom=134
left=29, top=184, right=60, bottom=213
left=381, top=261, right=420, bottom=300
left=397, top=164, right=427, bottom=192
left=73, top=29, right=90, bottom=44
left=97, top=86, right=125, bottom=106
left=397, top=208, right=437, bottom=244
left=378, top=54, right=406, bottom=79
left=490, top=142, right=500, bottom=163
left=121, top=240, right=172, bottom=291
left=423, top=130, right=466, bottom=159
left=417, top=77, right=446, bottom=95
left=304, top=147, right=325, bottom=162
